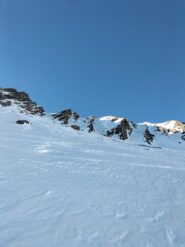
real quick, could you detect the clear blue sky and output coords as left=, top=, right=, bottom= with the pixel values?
left=0, top=0, right=184, bottom=122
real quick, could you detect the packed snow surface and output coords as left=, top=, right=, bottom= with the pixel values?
left=0, top=106, right=185, bottom=247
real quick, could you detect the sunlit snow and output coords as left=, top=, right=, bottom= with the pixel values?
left=0, top=105, right=185, bottom=247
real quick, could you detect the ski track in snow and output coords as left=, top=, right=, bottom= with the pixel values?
left=0, top=108, right=185, bottom=247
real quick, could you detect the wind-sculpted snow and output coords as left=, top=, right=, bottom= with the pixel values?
left=0, top=104, right=185, bottom=247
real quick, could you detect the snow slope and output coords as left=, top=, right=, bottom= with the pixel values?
left=1, top=105, right=185, bottom=247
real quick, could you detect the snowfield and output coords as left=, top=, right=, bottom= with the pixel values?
left=0, top=105, right=185, bottom=247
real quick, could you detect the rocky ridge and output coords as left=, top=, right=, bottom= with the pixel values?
left=0, top=88, right=185, bottom=145
left=0, top=88, right=45, bottom=116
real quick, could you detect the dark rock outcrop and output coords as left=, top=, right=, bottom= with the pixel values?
left=0, top=88, right=45, bottom=116
left=156, top=126, right=169, bottom=135
left=130, top=121, right=137, bottom=129
left=52, top=109, right=80, bottom=124
left=71, top=125, right=80, bottom=131
left=16, top=120, right=30, bottom=125
left=107, top=119, right=133, bottom=140
left=87, top=116, right=95, bottom=133
left=0, top=100, right=12, bottom=107
left=181, top=132, right=185, bottom=141
left=144, top=127, right=155, bottom=144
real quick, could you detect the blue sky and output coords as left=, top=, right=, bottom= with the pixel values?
left=0, top=0, right=185, bottom=122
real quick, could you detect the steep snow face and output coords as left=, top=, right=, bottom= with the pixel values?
left=0, top=94, right=185, bottom=247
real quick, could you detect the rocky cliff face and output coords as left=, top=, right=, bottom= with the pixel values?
left=1, top=88, right=185, bottom=145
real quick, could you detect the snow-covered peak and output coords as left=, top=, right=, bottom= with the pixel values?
left=157, top=120, right=185, bottom=132
left=142, top=120, right=185, bottom=133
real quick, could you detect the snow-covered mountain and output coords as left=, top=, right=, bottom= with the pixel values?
left=1, top=88, right=184, bottom=146
left=143, top=120, right=185, bottom=133
left=0, top=88, right=185, bottom=247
